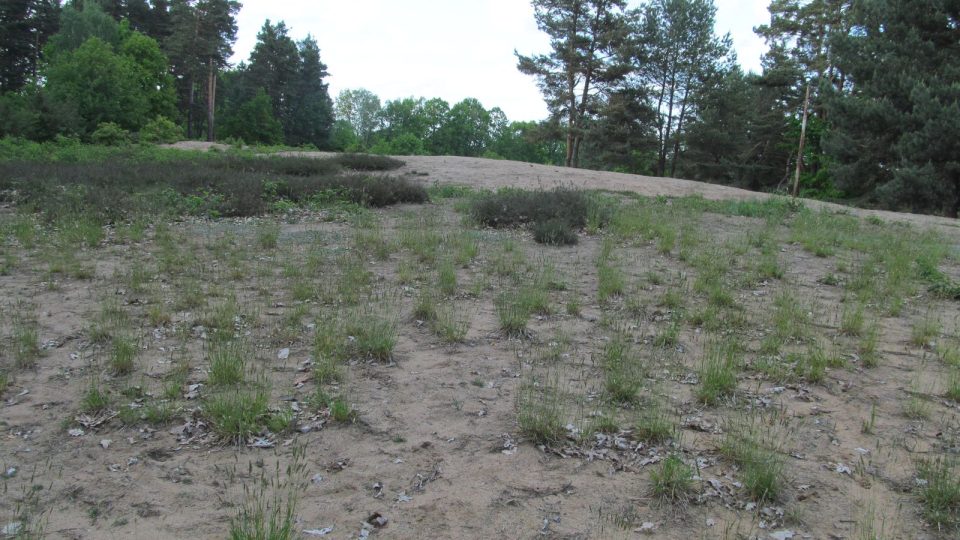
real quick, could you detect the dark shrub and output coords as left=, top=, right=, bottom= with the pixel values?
left=220, top=155, right=343, bottom=177
left=332, top=153, right=405, bottom=171
left=471, top=187, right=588, bottom=229
left=532, top=218, right=579, bottom=245
left=0, top=153, right=423, bottom=222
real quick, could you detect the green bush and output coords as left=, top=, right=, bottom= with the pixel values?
left=140, top=116, right=184, bottom=144
left=90, top=122, right=131, bottom=146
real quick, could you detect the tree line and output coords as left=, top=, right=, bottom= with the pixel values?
left=517, top=0, right=960, bottom=216
left=1, top=0, right=958, bottom=216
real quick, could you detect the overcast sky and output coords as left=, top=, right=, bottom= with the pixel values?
left=230, top=1, right=770, bottom=122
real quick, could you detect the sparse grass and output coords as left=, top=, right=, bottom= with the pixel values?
left=13, top=307, right=40, bottom=369
left=650, top=454, right=693, bottom=502
left=697, top=340, right=739, bottom=405
left=653, top=320, right=681, bottom=348
left=433, top=303, right=470, bottom=344
left=916, top=457, right=960, bottom=531
left=496, top=293, right=530, bottom=337
left=840, top=302, right=865, bottom=336
left=601, top=333, right=644, bottom=403
left=437, top=258, right=457, bottom=296
left=633, top=402, right=673, bottom=444
left=328, top=396, right=356, bottom=423
left=860, top=324, right=881, bottom=367
left=229, top=446, right=307, bottom=540
left=255, top=222, right=280, bottom=249
left=204, top=388, right=269, bottom=443
left=143, top=400, right=176, bottom=426
left=904, top=379, right=931, bottom=420
left=721, top=423, right=785, bottom=503
left=911, top=315, right=941, bottom=349
left=861, top=403, right=878, bottom=435
left=947, top=370, right=960, bottom=402
left=108, top=335, right=138, bottom=376
left=597, top=263, right=625, bottom=303
left=341, top=303, right=398, bottom=361
left=413, top=289, right=438, bottom=322
left=207, top=339, right=248, bottom=386
left=81, top=380, right=110, bottom=413
left=352, top=221, right=394, bottom=261
left=659, top=288, right=684, bottom=311
left=772, top=289, right=811, bottom=342
left=516, top=377, right=566, bottom=445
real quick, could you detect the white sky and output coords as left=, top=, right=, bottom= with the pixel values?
left=230, top=1, right=770, bottom=122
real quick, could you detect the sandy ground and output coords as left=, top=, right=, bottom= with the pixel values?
left=2, top=146, right=958, bottom=539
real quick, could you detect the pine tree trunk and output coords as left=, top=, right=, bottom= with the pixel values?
left=206, top=58, right=216, bottom=142
left=187, top=77, right=195, bottom=139
left=792, top=83, right=812, bottom=197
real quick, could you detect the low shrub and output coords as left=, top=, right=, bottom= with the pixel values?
left=331, top=153, right=405, bottom=171
left=90, top=122, right=131, bottom=146
left=472, top=187, right=588, bottom=245
left=471, top=187, right=588, bottom=229
left=533, top=218, right=579, bottom=245
left=140, top=116, right=184, bottom=144
left=0, top=153, right=423, bottom=222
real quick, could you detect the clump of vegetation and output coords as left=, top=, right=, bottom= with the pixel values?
left=721, top=426, right=785, bottom=503
left=601, top=333, right=644, bottom=403
left=229, top=446, right=307, bottom=540
left=916, top=457, right=960, bottom=531
left=697, top=340, right=739, bottom=405
left=0, top=153, right=422, bottom=224
left=650, top=454, right=694, bottom=501
left=471, top=187, right=588, bottom=245
left=204, top=389, right=269, bottom=443
left=532, top=218, right=579, bottom=245
left=516, top=378, right=566, bottom=445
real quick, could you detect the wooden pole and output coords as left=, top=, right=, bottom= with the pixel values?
left=792, top=82, right=812, bottom=197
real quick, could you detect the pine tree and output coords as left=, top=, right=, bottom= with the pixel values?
left=0, top=0, right=60, bottom=93
left=516, top=0, right=629, bottom=167
left=626, top=0, right=732, bottom=177
left=287, top=35, right=333, bottom=148
left=825, top=0, right=960, bottom=215
left=164, top=0, right=238, bottom=139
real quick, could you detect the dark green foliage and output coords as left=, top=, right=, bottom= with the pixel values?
left=44, top=37, right=150, bottom=133
left=219, top=88, right=283, bottom=145
left=90, top=121, right=131, bottom=146
left=220, top=20, right=333, bottom=148
left=140, top=115, right=183, bottom=143
left=0, top=0, right=60, bottom=93
left=825, top=0, right=960, bottom=215
left=629, top=0, right=733, bottom=178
